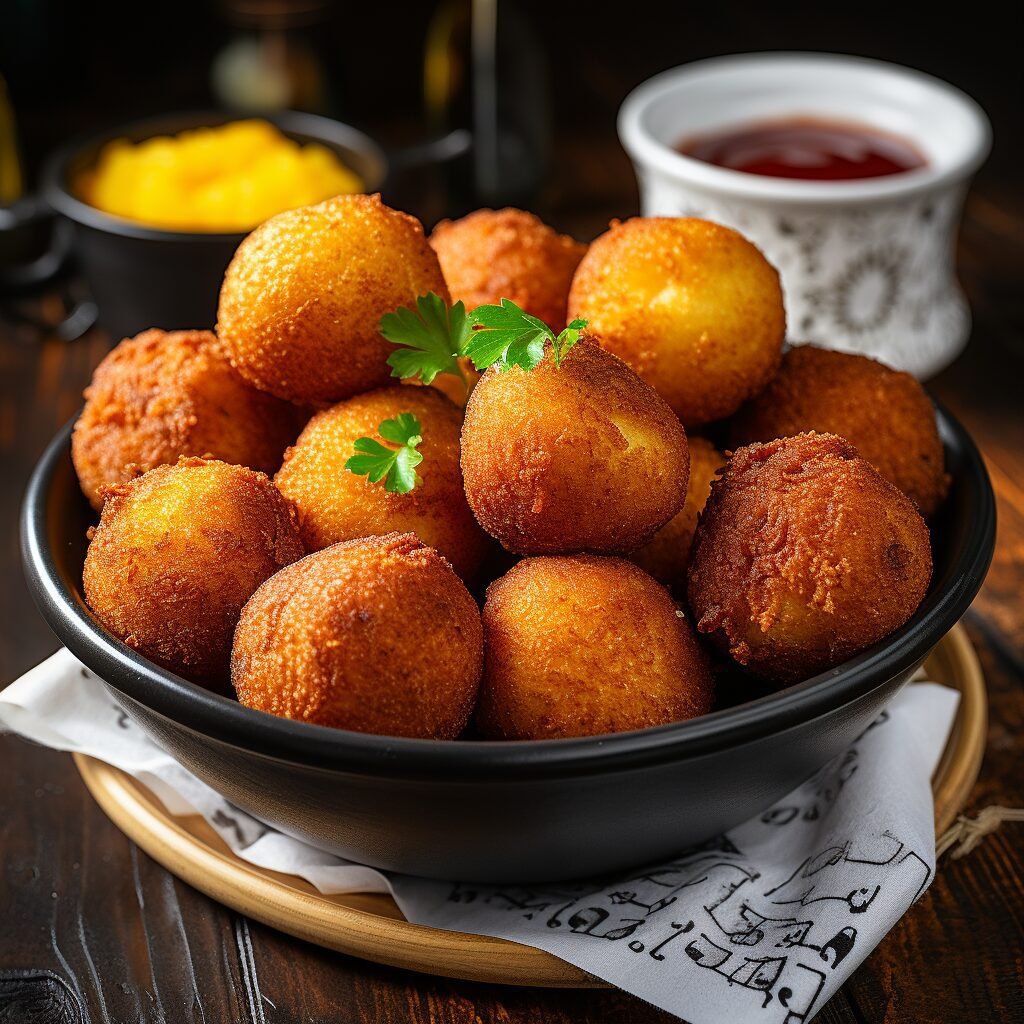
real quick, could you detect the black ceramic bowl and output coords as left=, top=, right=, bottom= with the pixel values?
left=21, top=407, right=994, bottom=882
left=41, top=111, right=387, bottom=340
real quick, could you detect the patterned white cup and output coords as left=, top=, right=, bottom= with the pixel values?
left=618, top=53, right=991, bottom=378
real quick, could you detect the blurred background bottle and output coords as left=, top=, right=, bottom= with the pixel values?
left=0, top=76, right=23, bottom=207
left=212, top=0, right=335, bottom=115
left=424, top=0, right=549, bottom=213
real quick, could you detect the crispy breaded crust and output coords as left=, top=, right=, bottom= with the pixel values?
left=83, top=458, right=304, bottom=686
left=231, top=533, right=483, bottom=739
left=475, top=554, right=713, bottom=739
left=687, top=432, right=932, bottom=683
left=217, top=194, right=449, bottom=405
left=72, top=329, right=304, bottom=511
left=629, top=436, right=725, bottom=590
left=729, top=344, right=949, bottom=516
left=430, top=208, right=587, bottom=332
left=568, top=217, right=785, bottom=426
left=275, top=386, right=490, bottom=581
left=460, top=342, right=689, bottom=554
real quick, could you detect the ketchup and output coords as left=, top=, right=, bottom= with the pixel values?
left=678, top=117, right=926, bottom=181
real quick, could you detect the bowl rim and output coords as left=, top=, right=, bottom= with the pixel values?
left=40, top=109, right=389, bottom=243
left=21, top=403, right=995, bottom=781
left=617, top=52, right=992, bottom=206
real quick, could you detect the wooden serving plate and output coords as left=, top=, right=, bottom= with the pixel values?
left=74, top=621, right=986, bottom=989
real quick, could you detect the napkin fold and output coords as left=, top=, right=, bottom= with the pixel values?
left=1, top=649, right=959, bottom=1024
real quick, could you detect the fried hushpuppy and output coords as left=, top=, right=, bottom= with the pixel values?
left=568, top=217, right=785, bottom=426
left=72, top=329, right=304, bottom=511
left=232, top=534, right=483, bottom=738
left=687, top=433, right=932, bottom=683
left=475, top=555, right=713, bottom=739
left=217, top=194, right=449, bottom=405
left=275, top=386, right=490, bottom=581
left=629, top=436, right=724, bottom=590
left=461, top=342, right=689, bottom=554
left=729, top=344, right=949, bottom=516
left=430, top=208, right=587, bottom=332
left=83, top=458, right=304, bottom=685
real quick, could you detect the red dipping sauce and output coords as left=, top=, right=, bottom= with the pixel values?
left=678, top=117, right=926, bottom=181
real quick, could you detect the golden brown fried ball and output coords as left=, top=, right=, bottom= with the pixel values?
left=568, top=217, right=785, bottom=426
left=217, top=194, right=449, bottom=405
left=460, top=342, right=689, bottom=554
left=687, top=433, right=932, bottom=683
left=72, top=329, right=304, bottom=511
left=83, top=458, right=304, bottom=685
left=275, top=386, right=490, bottom=581
left=629, top=436, right=724, bottom=590
left=729, top=344, right=949, bottom=517
left=232, top=533, right=483, bottom=738
left=430, top=208, right=587, bottom=332
left=475, top=555, right=713, bottom=739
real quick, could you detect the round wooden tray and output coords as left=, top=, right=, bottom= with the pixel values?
left=74, top=622, right=986, bottom=989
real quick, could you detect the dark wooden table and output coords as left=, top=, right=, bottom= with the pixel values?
left=1, top=170, right=1022, bottom=1023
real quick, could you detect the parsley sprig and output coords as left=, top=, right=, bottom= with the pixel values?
left=467, top=300, right=587, bottom=372
left=380, top=293, right=471, bottom=387
left=378, top=292, right=588, bottom=385
left=344, top=413, right=423, bottom=494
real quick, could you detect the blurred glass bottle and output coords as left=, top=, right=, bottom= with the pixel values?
left=0, top=75, right=23, bottom=206
left=425, top=0, right=549, bottom=212
left=212, top=0, right=335, bottom=114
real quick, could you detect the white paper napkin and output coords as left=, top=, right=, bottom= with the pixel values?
left=1, top=649, right=959, bottom=1024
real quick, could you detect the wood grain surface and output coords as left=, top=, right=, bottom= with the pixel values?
left=1, top=167, right=1022, bottom=1024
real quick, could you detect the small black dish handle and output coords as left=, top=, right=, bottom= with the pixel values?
left=0, top=195, right=97, bottom=339
left=0, top=195, right=70, bottom=288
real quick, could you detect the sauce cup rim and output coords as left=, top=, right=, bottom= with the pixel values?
left=618, top=52, right=992, bottom=206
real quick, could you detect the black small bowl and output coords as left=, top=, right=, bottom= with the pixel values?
left=41, top=111, right=387, bottom=340
left=21, top=407, right=994, bottom=882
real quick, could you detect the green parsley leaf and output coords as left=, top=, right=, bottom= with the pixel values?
left=552, top=317, right=588, bottom=367
left=379, top=293, right=471, bottom=386
left=380, top=293, right=589, bottom=379
left=344, top=413, right=424, bottom=494
left=466, top=299, right=588, bottom=371
left=464, top=299, right=548, bottom=371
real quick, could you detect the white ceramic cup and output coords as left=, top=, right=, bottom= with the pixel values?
left=618, top=53, right=991, bottom=378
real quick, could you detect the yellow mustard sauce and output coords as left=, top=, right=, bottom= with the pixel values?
left=75, top=119, right=363, bottom=232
